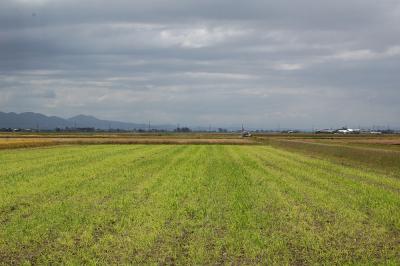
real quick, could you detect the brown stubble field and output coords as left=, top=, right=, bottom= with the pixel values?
left=254, top=134, right=400, bottom=177
left=0, top=133, right=255, bottom=149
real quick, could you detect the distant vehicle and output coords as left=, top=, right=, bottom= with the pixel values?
left=241, top=131, right=252, bottom=137
left=241, top=124, right=252, bottom=137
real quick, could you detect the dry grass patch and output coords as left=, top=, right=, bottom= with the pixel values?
left=0, top=136, right=255, bottom=149
left=255, top=136, right=400, bottom=177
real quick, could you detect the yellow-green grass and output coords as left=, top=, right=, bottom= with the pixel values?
left=0, top=145, right=399, bottom=264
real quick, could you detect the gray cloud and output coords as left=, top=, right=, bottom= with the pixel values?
left=0, top=0, right=399, bottom=129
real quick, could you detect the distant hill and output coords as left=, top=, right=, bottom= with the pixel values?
left=67, top=114, right=149, bottom=130
left=0, top=112, right=173, bottom=130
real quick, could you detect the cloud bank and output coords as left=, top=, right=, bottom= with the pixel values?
left=1, top=0, right=399, bottom=128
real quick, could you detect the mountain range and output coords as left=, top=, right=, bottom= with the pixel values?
left=0, top=112, right=175, bottom=130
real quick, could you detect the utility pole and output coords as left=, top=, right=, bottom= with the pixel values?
left=148, top=120, right=151, bottom=132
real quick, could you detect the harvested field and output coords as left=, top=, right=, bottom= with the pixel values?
left=283, top=136, right=400, bottom=148
left=0, top=136, right=254, bottom=149
left=1, top=144, right=399, bottom=264
left=255, top=135, right=400, bottom=177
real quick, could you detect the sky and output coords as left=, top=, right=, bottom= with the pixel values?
left=0, top=0, right=399, bottom=129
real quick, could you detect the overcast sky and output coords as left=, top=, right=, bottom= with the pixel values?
left=1, top=0, right=399, bottom=129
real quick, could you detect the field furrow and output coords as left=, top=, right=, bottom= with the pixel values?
left=0, top=144, right=399, bottom=265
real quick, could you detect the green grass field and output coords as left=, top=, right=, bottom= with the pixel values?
left=1, top=144, right=399, bottom=264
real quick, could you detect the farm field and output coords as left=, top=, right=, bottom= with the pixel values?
left=0, top=133, right=253, bottom=149
left=255, top=134, right=400, bottom=177
left=1, top=144, right=399, bottom=264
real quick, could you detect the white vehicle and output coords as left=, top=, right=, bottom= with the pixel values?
left=241, top=124, right=252, bottom=137
left=241, top=131, right=252, bottom=137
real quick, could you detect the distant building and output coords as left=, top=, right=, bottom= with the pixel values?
left=370, top=131, right=382, bottom=135
left=76, top=127, right=95, bottom=132
left=315, top=129, right=335, bottom=134
left=335, top=128, right=360, bottom=134
left=174, top=127, right=191, bottom=132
